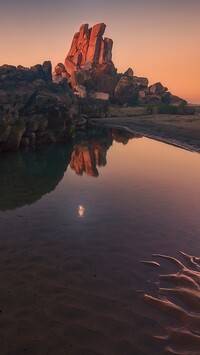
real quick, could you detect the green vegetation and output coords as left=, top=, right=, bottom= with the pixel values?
left=158, top=104, right=178, bottom=114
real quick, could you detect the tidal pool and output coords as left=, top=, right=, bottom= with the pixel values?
left=0, top=127, right=200, bottom=354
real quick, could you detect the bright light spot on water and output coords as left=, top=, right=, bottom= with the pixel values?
left=78, top=205, right=85, bottom=218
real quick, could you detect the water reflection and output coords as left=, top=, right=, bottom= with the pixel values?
left=70, top=127, right=142, bottom=177
left=78, top=204, right=85, bottom=217
left=0, top=144, right=73, bottom=211
left=0, top=127, right=200, bottom=355
left=0, top=127, right=142, bottom=211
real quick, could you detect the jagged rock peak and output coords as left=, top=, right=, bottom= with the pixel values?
left=65, top=23, right=113, bottom=75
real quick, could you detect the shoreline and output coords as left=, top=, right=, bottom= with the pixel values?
left=91, top=113, right=200, bottom=154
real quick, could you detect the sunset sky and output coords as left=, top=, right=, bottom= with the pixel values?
left=1, top=0, right=200, bottom=103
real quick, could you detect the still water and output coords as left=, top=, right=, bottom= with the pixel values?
left=0, top=127, right=200, bottom=354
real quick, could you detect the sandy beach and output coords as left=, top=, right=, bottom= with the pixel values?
left=91, top=108, right=200, bottom=153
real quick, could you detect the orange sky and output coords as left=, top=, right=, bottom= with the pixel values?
left=1, top=0, right=200, bottom=103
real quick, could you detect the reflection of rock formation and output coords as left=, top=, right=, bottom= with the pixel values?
left=112, top=129, right=142, bottom=145
left=70, top=128, right=112, bottom=177
left=0, top=144, right=72, bottom=211
left=70, top=127, right=142, bottom=177
left=70, top=142, right=108, bottom=177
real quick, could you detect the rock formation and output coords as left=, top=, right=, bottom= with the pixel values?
left=53, top=23, right=186, bottom=108
left=0, top=23, right=187, bottom=155
left=65, top=23, right=113, bottom=74
left=0, top=62, right=77, bottom=152
left=53, top=23, right=118, bottom=100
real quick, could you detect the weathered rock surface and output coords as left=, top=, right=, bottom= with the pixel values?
left=0, top=62, right=76, bottom=152
left=149, top=82, right=167, bottom=95
left=124, top=68, right=134, bottom=77
left=52, top=63, right=70, bottom=84
left=114, top=76, right=139, bottom=105
left=52, top=23, right=117, bottom=103
left=77, top=97, right=110, bottom=118
left=54, top=22, right=186, bottom=108
left=65, top=23, right=112, bottom=74
left=0, top=24, right=188, bottom=154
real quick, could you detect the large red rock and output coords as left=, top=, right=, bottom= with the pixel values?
left=65, top=23, right=113, bottom=74
left=99, top=38, right=113, bottom=64
left=85, top=23, right=106, bottom=64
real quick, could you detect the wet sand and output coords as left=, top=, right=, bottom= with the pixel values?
left=142, top=252, right=200, bottom=355
left=1, top=229, right=199, bottom=354
left=91, top=112, right=200, bottom=153
left=0, top=219, right=168, bottom=355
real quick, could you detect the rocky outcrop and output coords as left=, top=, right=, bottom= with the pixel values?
left=65, top=23, right=113, bottom=74
left=149, top=82, right=167, bottom=95
left=77, top=97, right=110, bottom=118
left=114, top=76, right=139, bottom=105
left=53, top=22, right=186, bottom=108
left=53, top=23, right=117, bottom=104
left=138, top=81, right=186, bottom=106
left=0, top=62, right=77, bottom=153
left=52, top=63, right=70, bottom=84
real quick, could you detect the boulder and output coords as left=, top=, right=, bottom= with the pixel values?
left=89, top=92, right=109, bottom=101
left=149, top=82, right=167, bottom=95
left=144, top=94, right=162, bottom=104
left=169, top=94, right=187, bottom=105
left=0, top=62, right=76, bottom=153
left=77, top=97, right=109, bottom=118
left=70, top=70, right=85, bottom=88
left=0, top=65, right=17, bottom=76
left=74, top=85, right=87, bottom=98
left=85, top=23, right=106, bottom=64
left=134, top=76, right=149, bottom=88
left=124, top=68, right=134, bottom=77
left=161, top=91, right=171, bottom=104
left=64, top=23, right=114, bottom=75
left=91, top=62, right=117, bottom=94
left=54, top=63, right=66, bottom=75
left=42, top=61, right=52, bottom=81
left=114, top=76, right=139, bottom=105
left=99, top=38, right=113, bottom=64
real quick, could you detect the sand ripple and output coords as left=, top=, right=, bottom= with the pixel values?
left=142, top=252, right=200, bottom=354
